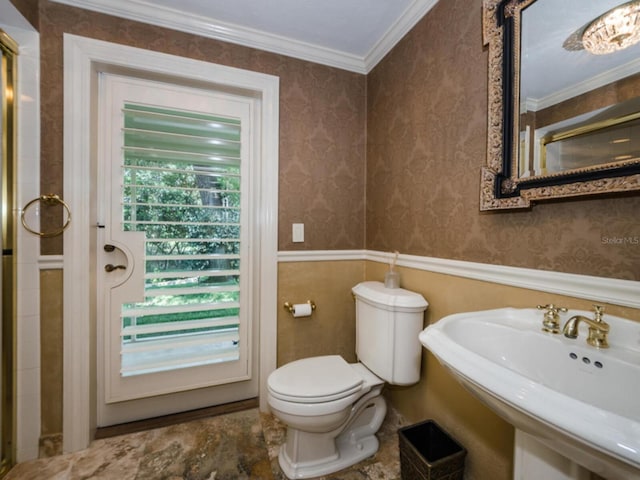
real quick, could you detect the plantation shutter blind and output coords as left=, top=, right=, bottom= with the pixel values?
left=119, top=103, right=243, bottom=377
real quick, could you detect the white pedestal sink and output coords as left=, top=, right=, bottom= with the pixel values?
left=514, top=429, right=590, bottom=480
left=419, top=307, right=640, bottom=480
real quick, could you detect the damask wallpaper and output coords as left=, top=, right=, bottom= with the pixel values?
left=19, top=0, right=640, bottom=279
left=34, top=0, right=366, bottom=255
left=366, top=0, right=640, bottom=281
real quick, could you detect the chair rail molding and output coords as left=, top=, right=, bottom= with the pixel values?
left=278, top=250, right=640, bottom=309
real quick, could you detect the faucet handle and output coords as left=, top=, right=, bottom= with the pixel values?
left=593, top=305, right=605, bottom=322
left=537, top=304, right=568, bottom=314
left=537, top=304, right=568, bottom=333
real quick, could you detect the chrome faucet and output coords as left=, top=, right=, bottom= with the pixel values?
left=562, top=305, right=609, bottom=348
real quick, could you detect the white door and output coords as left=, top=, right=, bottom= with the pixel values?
left=96, top=73, right=258, bottom=426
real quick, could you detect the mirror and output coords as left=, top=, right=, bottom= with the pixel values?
left=481, top=0, right=640, bottom=210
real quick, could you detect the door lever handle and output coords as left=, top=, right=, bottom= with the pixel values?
left=105, top=264, right=127, bottom=272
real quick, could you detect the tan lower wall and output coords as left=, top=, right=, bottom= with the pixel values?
left=277, top=261, right=364, bottom=366
left=39, top=269, right=63, bottom=457
left=39, top=259, right=638, bottom=478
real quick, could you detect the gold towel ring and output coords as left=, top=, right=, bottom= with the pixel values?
left=21, top=194, right=71, bottom=237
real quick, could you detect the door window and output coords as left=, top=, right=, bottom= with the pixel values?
left=120, top=104, right=243, bottom=377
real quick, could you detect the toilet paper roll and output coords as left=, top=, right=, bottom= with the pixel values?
left=292, top=303, right=313, bottom=318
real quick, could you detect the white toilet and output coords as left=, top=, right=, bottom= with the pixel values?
left=267, top=281, right=428, bottom=479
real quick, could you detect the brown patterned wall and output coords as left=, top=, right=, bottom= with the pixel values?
left=25, top=0, right=640, bottom=275
left=367, top=0, right=640, bottom=281
left=35, top=0, right=366, bottom=254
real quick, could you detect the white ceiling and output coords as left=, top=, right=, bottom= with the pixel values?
left=50, top=0, right=640, bottom=104
left=521, top=0, right=640, bottom=108
left=51, top=0, right=440, bottom=73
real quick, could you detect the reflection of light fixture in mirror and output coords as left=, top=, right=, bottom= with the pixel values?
left=582, top=0, right=640, bottom=55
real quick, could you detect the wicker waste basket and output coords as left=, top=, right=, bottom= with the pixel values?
left=398, top=420, right=467, bottom=480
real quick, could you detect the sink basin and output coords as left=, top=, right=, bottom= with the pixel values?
left=419, top=307, right=640, bottom=480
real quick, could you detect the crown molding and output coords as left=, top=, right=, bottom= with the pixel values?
left=51, top=0, right=365, bottom=72
left=364, top=0, right=439, bottom=72
left=50, top=0, right=438, bottom=74
left=527, top=56, right=640, bottom=111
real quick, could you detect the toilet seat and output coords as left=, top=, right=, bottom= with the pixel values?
left=268, top=355, right=364, bottom=403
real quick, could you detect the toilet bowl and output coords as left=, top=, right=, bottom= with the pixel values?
left=267, top=356, right=386, bottom=479
left=268, top=281, right=428, bottom=479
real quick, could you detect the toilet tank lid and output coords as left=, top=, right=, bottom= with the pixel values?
left=352, top=281, right=428, bottom=311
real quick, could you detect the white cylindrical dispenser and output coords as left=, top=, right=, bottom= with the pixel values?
left=384, top=251, right=400, bottom=288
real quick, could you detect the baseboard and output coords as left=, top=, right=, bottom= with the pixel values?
left=94, top=398, right=259, bottom=440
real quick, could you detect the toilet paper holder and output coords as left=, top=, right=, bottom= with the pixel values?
left=283, top=300, right=316, bottom=316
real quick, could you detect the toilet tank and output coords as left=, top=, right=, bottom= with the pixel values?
left=352, top=281, right=428, bottom=386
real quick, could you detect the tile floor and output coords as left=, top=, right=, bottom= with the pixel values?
left=5, top=407, right=405, bottom=479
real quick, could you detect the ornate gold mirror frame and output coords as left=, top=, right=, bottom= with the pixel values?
left=481, top=0, right=640, bottom=211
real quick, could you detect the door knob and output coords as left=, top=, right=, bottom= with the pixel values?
left=105, top=264, right=126, bottom=272
left=104, top=244, right=116, bottom=252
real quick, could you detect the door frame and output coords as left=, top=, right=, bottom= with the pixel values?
left=63, top=34, right=279, bottom=453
